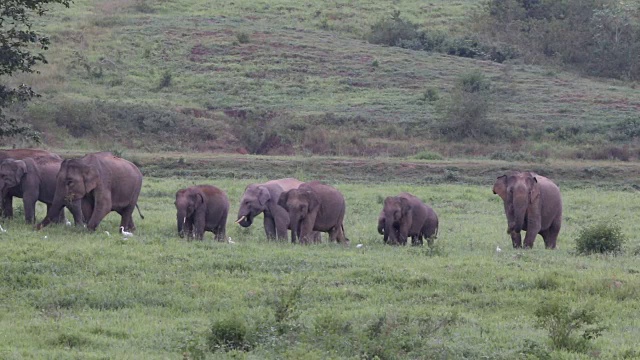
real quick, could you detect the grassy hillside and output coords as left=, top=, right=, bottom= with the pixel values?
left=3, top=0, right=640, bottom=159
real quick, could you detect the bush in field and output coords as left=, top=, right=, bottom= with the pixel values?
left=414, top=150, right=443, bottom=160
left=575, top=220, right=626, bottom=255
left=437, top=71, right=498, bottom=141
left=367, top=10, right=421, bottom=47
left=534, top=299, right=605, bottom=352
left=207, top=315, right=254, bottom=352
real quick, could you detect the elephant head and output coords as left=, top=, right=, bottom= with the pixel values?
left=236, top=184, right=271, bottom=227
left=493, top=172, right=540, bottom=234
left=277, top=188, right=319, bottom=243
left=57, top=159, right=101, bottom=203
left=381, top=196, right=412, bottom=245
left=0, top=158, right=28, bottom=191
left=175, top=188, right=205, bottom=238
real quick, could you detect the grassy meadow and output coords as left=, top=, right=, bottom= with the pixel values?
left=1, top=175, right=640, bottom=358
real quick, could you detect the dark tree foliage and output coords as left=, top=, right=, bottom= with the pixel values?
left=0, top=0, right=70, bottom=140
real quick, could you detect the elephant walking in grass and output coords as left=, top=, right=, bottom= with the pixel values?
left=493, top=171, right=562, bottom=249
left=377, top=192, right=438, bottom=246
left=175, top=185, right=229, bottom=241
left=235, top=178, right=320, bottom=242
left=278, top=181, right=348, bottom=245
left=0, top=157, right=82, bottom=224
left=0, top=149, right=80, bottom=222
left=37, top=152, right=144, bottom=232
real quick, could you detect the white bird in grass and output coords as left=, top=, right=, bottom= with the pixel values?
left=356, top=244, right=364, bottom=249
left=228, top=237, right=235, bottom=244
left=105, top=231, right=111, bottom=237
left=496, top=246, right=502, bottom=253
left=65, top=220, right=72, bottom=226
left=0, top=224, right=6, bottom=233
left=119, top=226, right=133, bottom=237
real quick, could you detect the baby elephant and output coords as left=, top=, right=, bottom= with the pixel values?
left=377, top=192, right=438, bottom=246
left=175, top=185, right=229, bottom=241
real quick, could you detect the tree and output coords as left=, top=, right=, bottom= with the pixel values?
left=1, top=0, right=70, bottom=141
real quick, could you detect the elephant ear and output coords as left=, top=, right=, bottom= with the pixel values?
left=492, top=175, right=508, bottom=200
left=529, top=176, right=541, bottom=204
left=13, top=160, right=28, bottom=184
left=257, top=186, right=271, bottom=206
left=191, top=191, right=205, bottom=209
left=305, top=190, right=320, bottom=211
left=82, top=164, right=100, bottom=192
left=277, top=190, right=290, bottom=210
left=400, top=197, right=412, bottom=218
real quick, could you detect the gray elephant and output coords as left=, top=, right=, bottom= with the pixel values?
left=0, top=157, right=82, bottom=224
left=176, top=185, right=229, bottom=241
left=493, top=171, right=562, bottom=249
left=37, top=152, right=144, bottom=232
left=236, top=178, right=320, bottom=241
left=277, top=181, right=348, bottom=244
left=377, top=192, right=438, bottom=246
left=0, top=148, right=66, bottom=219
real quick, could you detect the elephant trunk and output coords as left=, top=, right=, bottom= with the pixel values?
left=236, top=206, right=253, bottom=227
left=37, top=187, right=66, bottom=230
left=290, top=211, right=302, bottom=244
left=385, top=221, right=396, bottom=245
left=512, top=194, right=528, bottom=233
left=177, top=210, right=187, bottom=238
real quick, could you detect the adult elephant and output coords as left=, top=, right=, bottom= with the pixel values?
left=236, top=178, right=320, bottom=241
left=37, top=152, right=143, bottom=232
left=0, top=157, right=82, bottom=224
left=492, top=171, right=562, bottom=249
left=0, top=149, right=65, bottom=219
left=277, top=181, right=348, bottom=244
left=377, top=192, right=438, bottom=246
left=175, top=185, right=229, bottom=241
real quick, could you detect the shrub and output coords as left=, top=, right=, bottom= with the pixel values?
left=207, top=315, right=253, bottom=352
left=534, top=299, right=605, bottom=352
left=367, top=11, right=420, bottom=47
left=157, top=70, right=172, bottom=89
left=575, top=220, right=626, bottom=255
left=414, top=150, right=443, bottom=160
left=236, top=32, right=250, bottom=44
left=422, top=87, right=439, bottom=102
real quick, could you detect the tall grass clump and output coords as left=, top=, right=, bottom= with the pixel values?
left=207, top=314, right=254, bottom=352
left=575, top=220, right=626, bottom=255
left=534, top=299, right=606, bottom=353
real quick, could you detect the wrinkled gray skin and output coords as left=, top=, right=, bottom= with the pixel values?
left=37, top=152, right=143, bottom=232
left=493, top=172, right=562, bottom=249
left=176, top=185, right=229, bottom=241
left=377, top=192, right=438, bottom=246
left=277, top=181, right=348, bottom=245
left=0, top=149, right=83, bottom=225
left=236, top=178, right=320, bottom=242
left=0, top=157, right=83, bottom=224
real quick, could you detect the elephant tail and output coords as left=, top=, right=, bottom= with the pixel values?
left=136, top=204, right=145, bottom=219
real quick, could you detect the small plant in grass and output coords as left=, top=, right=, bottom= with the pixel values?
left=207, top=314, right=254, bottom=352
left=414, top=150, right=443, bottom=160
left=236, top=32, right=250, bottom=44
left=271, top=277, right=306, bottom=334
left=157, top=70, right=172, bottom=90
left=533, top=299, right=606, bottom=353
left=422, top=87, right=439, bottom=102
left=575, top=220, right=626, bottom=255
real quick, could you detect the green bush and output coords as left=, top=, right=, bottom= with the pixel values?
left=575, top=221, right=626, bottom=255
left=414, top=150, right=443, bottom=160
left=534, top=299, right=605, bottom=352
left=208, top=315, right=254, bottom=352
left=367, top=10, right=420, bottom=47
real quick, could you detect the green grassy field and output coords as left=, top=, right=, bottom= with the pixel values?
left=1, top=176, right=640, bottom=359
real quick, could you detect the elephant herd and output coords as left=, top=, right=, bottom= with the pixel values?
left=0, top=148, right=563, bottom=249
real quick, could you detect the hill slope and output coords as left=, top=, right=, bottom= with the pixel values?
left=4, top=0, right=640, bottom=159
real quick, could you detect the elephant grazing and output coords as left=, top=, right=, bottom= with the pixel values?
left=175, top=185, right=229, bottom=241
left=377, top=193, right=438, bottom=246
left=493, top=171, right=562, bottom=249
left=0, top=157, right=82, bottom=224
left=37, top=152, right=144, bottom=232
left=277, top=181, right=348, bottom=245
left=236, top=178, right=320, bottom=241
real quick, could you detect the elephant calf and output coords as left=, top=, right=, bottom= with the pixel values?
left=278, top=181, right=348, bottom=244
left=377, top=192, right=438, bottom=246
left=176, top=185, right=229, bottom=241
left=493, top=171, right=562, bottom=249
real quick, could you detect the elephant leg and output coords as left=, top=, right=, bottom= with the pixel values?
left=193, top=211, right=206, bottom=241
left=118, top=205, right=136, bottom=232
left=310, top=231, right=321, bottom=243
left=510, top=231, right=522, bottom=248
left=263, top=215, right=278, bottom=240
left=523, top=226, right=541, bottom=249
left=541, top=221, right=561, bottom=249
left=183, top=217, right=194, bottom=240
left=87, top=200, right=111, bottom=232
left=299, top=218, right=316, bottom=245
left=67, top=200, right=84, bottom=226
left=22, top=194, right=39, bottom=224
left=214, top=223, right=226, bottom=242
left=2, top=194, right=13, bottom=218
left=332, top=224, right=348, bottom=244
